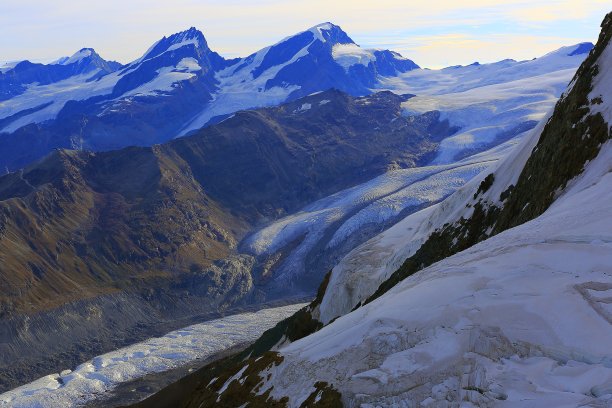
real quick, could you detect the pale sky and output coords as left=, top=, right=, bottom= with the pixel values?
left=1, top=0, right=610, bottom=68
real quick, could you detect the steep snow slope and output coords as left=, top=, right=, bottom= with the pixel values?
left=260, top=140, right=612, bottom=406
left=318, top=111, right=550, bottom=324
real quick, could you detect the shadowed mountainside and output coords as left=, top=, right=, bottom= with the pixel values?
left=0, top=89, right=452, bottom=391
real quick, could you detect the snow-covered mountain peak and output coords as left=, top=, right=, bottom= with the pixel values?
left=307, top=22, right=354, bottom=44
left=568, top=41, right=595, bottom=56
left=62, top=48, right=95, bottom=65
left=139, top=27, right=210, bottom=62
left=53, top=47, right=122, bottom=74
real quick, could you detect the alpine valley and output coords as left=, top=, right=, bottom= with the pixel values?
left=0, top=11, right=610, bottom=408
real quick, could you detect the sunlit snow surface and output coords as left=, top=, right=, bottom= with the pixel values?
left=380, top=45, right=590, bottom=163
left=252, top=140, right=612, bottom=407
left=0, top=303, right=305, bottom=408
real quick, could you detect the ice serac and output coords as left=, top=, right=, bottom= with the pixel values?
left=182, top=12, right=611, bottom=407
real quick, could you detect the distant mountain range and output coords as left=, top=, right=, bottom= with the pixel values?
left=0, top=89, right=453, bottom=391
left=0, top=23, right=591, bottom=172
left=0, top=23, right=418, bottom=171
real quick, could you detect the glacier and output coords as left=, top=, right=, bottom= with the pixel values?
left=0, top=303, right=305, bottom=408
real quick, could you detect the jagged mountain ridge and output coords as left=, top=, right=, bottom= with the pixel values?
left=0, top=24, right=589, bottom=173
left=150, top=12, right=612, bottom=408
left=0, top=23, right=418, bottom=171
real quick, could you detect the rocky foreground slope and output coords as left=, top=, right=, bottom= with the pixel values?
left=148, top=12, right=612, bottom=408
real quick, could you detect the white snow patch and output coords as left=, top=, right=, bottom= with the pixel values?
left=62, top=49, right=93, bottom=65
left=121, top=66, right=195, bottom=98
left=294, top=103, right=311, bottom=113
left=332, top=43, right=376, bottom=71
left=217, top=365, right=249, bottom=397
left=175, top=57, right=202, bottom=73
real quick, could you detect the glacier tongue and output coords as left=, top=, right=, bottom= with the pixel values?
left=0, top=303, right=306, bottom=408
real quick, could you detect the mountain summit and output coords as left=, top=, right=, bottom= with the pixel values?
left=137, top=26, right=225, bottom=69
left=60, top=47, right=121, bottom=74
left=306, top=22, right=355, bottom=44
